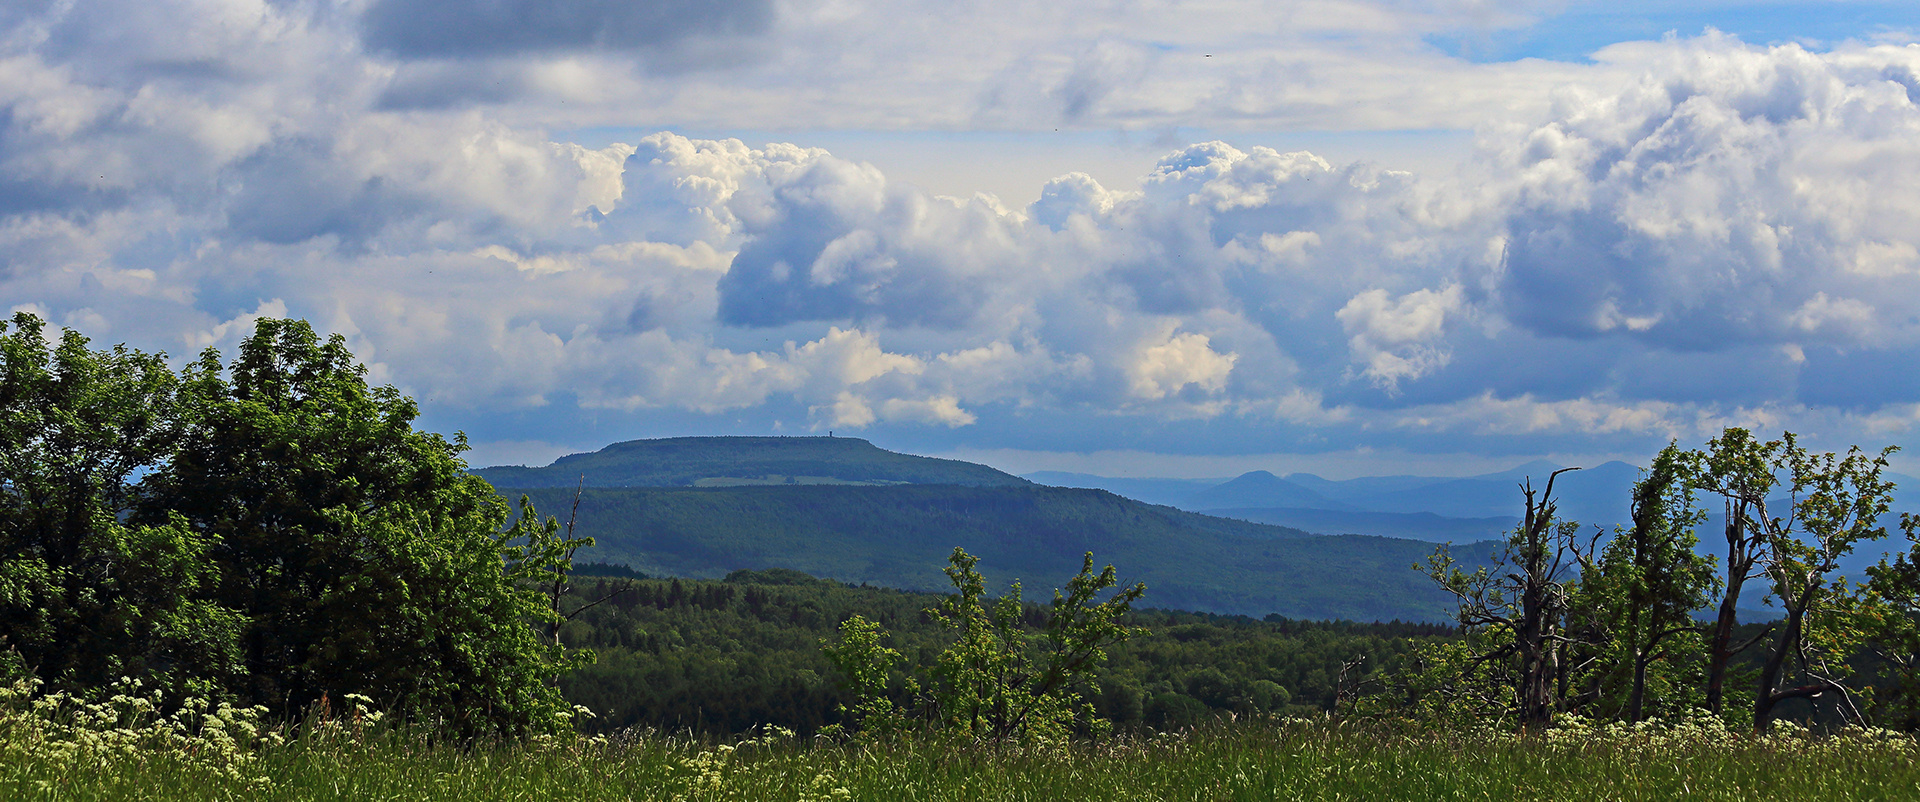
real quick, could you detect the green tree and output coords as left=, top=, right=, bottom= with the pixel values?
left=1693, top=428, right=1781, bottom=717
left=821, top=614, right=912, bottom=735
left=137, top=318, right=582, bottom=734
left=0, top=313, right=241, bottom=693
left=825, top=547, right=1145, bottom=742
left=928, top=548, right=1146, bottom=740
left=1570, top=445, right=1717, bottom=722
left=1862, top=525, right=1920, bottom=729
left=1693, top=429, right=1897, bottom=730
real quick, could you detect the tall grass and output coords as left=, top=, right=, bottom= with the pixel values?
left=8, top=707, right=1919, bottom=801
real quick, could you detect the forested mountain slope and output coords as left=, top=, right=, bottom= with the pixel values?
left=500, top=484, right=1493, bottom=621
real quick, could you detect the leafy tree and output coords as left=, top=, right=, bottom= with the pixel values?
left=821, top=614, right=912, bottom=735
left=135, top=318, right=583, bottom=734
left=825, top=547, right=1145, bottom=741
left=1862, top=527, right=1920, bottom=729
left=1693, top=428, right=1783, bottom=717
left=1692, top=430, right=1896, bottom=729
left=0, top=313, right=241, bottom=693
left=1571, top=445, right=1717, bottom=722
left=927, top=548, right=1146, bottom=740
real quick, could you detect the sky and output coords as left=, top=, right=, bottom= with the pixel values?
left=6, top=1, right=1920, bottom=479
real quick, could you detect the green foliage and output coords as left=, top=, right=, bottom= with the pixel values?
left=0, top=312, right=239, bottom=693
left=821, top=548, right=1147, bottom=743
left=0, top=314, right=588, bottom=737
left=1414, top=467, right=1587, bottom=727
left=1385, top=429, right=1918, bottom=734
left=913, top=548, right=1146, bottom=741
left=1860, top=512, right=1920, bottom=728
left=820, top=615, right=910, bottom=735
left=1691, top=429, right=1900, bottom=729
left=1568, top=444, right=1718, bottom=722
left=498, top=484, right=1484, bottom=621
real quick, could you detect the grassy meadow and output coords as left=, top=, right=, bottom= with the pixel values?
left=8, top=714, right=1918, bottom=801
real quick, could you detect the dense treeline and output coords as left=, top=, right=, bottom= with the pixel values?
left=0, top=314, right=584, bottom=736
left=553, top=568, right=1453, bottom=735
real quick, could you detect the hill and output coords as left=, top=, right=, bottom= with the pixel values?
left=1202, top=507, right=1519, bottom=543
left=475, top=436, right=1028, bottom=488
left=499, top=484, right=1490, bottom=622
left=1182, top=471, right=1349, bottom=511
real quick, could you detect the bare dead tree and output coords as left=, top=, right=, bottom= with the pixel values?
left=1330, top=654, right=1367, bottom=719
left=1423, top=467, right=1592, bottom=729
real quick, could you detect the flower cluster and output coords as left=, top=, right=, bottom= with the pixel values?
left=1544, top=709, right=1920, bottom=757
left=0, top=677, right=282, bottom=788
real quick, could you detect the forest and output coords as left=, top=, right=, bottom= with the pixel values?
left=7, top=311, right=1920, bottom=800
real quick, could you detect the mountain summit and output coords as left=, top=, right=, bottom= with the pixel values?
left=474, top=436, right=1030, bottom=489
left=1183, top=470, right=1347, bottom=511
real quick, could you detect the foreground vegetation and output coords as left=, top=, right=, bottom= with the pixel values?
left=14, top=312, right=1920, bottom=798
left=6, top=697, right=1917, bottom=802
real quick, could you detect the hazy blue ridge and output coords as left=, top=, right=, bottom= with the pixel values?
left=1035, top=460, right=1641, bottom=524
left=1180, top=471, right=1353, bottom=512
left=1200, top=507, right=1520, bottom=543
left=474, top=435, right=1030, bottom=488
left=497, top=483, right=1491, bottom=622
left=1355, top=461, right=1641, bottom=523
left=1020, top=471, right=1223, bottom=508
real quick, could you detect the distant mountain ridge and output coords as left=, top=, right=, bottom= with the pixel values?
left=496, top=484, right=1484, bottom=622
left=1024, top=460, right=1645, bottom=542
left=1207, top=507, right=1520, bottom=544
left=475, top=436, right=1028, bottom=489
left=1183, top=471, right=1351, bottom=512
left=1020, top=472, right=1222, bottom=508
left=476, top=436, right=1495, bottom=622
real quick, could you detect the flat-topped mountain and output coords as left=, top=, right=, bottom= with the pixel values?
left=479, top=436, right=1491, bottom=622
left=475, top=436, right=1029, bottom=489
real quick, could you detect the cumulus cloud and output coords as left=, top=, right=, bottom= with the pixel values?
left=1337, top=286, right=1465, bottom=391
left=8, top=2, right=1920, bottom=465
left=1482, top=34, right=1920, bottom=354
left=1127, top=327, right=1238, bottom=401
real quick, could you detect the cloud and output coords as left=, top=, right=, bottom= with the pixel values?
left=1127, top=326, right=1238, bottom=401
left=10, top=7, right=1920, bottom=465
left=1482, top=35, right=1920, bottom=353
left=1337, top=285, right=1464, bottom=390
left=359, top=0, right=776, bottom=60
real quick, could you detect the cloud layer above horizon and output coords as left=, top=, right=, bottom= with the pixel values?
left=6, top=0, right=1920, bottom=468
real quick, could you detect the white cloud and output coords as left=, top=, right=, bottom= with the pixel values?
left=7, top=7, right=1920, bottom=464
left=1337, top=286, right=1464, bottom=390
left=1482, top=35, right=1920, bottom=353
left=1127, top=327, right=1237, bottom=401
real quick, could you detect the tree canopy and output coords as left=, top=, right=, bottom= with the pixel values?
left=0, top=314, right=582, bottom=735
